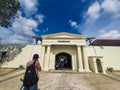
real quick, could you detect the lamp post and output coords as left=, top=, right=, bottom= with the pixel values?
left=87, top=37, right=95, bottom=46
left=32, top=36, right=42, bottom=45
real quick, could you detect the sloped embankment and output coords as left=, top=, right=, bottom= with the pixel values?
left=0, top=44, right=26, bottom=66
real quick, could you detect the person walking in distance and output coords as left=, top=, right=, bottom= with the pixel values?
left=23, top=54, right=41, bottom=90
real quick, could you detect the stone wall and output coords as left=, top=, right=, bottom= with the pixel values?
left=0, top=44, right=26, bottom=66
left=1, top=45, right=41, bottom=68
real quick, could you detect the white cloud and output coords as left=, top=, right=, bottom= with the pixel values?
left=69, top=20, right=79, bottom=28
left=85, top=0, right=120, bottom=21
left=21, top=0, right=38, bottom=16
left=0, top=28, right=12, bottom=38
left=101, top=0, right=120, bottom=14
left=79, top=0, right=120, bottom=38
left=8, top=34, right=33, bottom=44
left=0, top=0, right=45, bottom=44
left=8, top=16, right=38, bottom=44
left=0, top=28, right=13, bottom=44
left=43, top=28, right=49, bottom=32
left=86, top=2, right=101, bottom=21
left=99, top=30, right=106, bottom=34
left=99, top=30, right=120, bottom=39
left=35, top=14, right=44, bottom=23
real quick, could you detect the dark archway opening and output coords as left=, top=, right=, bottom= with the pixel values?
left=96, top=59, right=103, bottom=73
left=55, top=52, right=72, bottom=70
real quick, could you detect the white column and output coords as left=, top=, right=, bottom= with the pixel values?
left=52, top=54, right=55, bottom=70
left=77, top=46, right=84, bottom=72
left=100, top=60, right=106, bottom=74
left=40, top=45, right=45, bottom=69
left=44, top=45, right=51, bottom=71
left=49, top=52, right=54, bottom=70
left=82, top=46, right=91, bottom=72
left=72, top=55, right=75, bottom=70
left=93, top=59, right=98, bottom=73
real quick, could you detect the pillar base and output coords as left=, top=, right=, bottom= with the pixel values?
left=72, top=68, right=76, bottom=70
left=43, top=68, right=49, bottom=71
left=95, top=72, right=98, bottom=74
left=103, top=71, right=106, bottom=74
left=94, top=71, right=98, bottom=74
left=78, top=69, right=85, bottom=72
left=85, top=69, right=92, bottom=72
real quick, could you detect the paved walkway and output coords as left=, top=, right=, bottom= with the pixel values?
left=0, top=70, right=25, bottom=90
left=0, top=70, right=25, bottom=83
left=0, top=70, right=120, bottom=90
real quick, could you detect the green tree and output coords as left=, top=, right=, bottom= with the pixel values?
left=0, top=0, right=20, bottom=28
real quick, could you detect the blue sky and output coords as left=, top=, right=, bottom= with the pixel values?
left=0, top=0, right=120, bottom=44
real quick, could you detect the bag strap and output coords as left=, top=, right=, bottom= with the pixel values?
left=32, top=60, right=37, bottom=66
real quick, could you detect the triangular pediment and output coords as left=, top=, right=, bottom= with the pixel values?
left=42, top=32, right=87, bottom=39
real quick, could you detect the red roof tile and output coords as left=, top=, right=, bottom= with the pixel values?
left=91, top=39, right=120, bottom=46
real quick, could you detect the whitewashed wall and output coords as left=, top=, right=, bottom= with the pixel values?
left=2, top=45, right=120, bottom=71
left=1, top=45, right=41, bottom=68
left=86, top=46, right=120, bottom=70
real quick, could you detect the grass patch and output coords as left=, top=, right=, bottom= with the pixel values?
left=0, top=68, right=21, bottom=75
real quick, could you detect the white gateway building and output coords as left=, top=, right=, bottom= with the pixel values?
left=2, top=32, right=120, bottom=74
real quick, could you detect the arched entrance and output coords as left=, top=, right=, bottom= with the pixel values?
left=55, top=52, right=72, bottom=70
left=96, top=59, right=103, bottom=73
